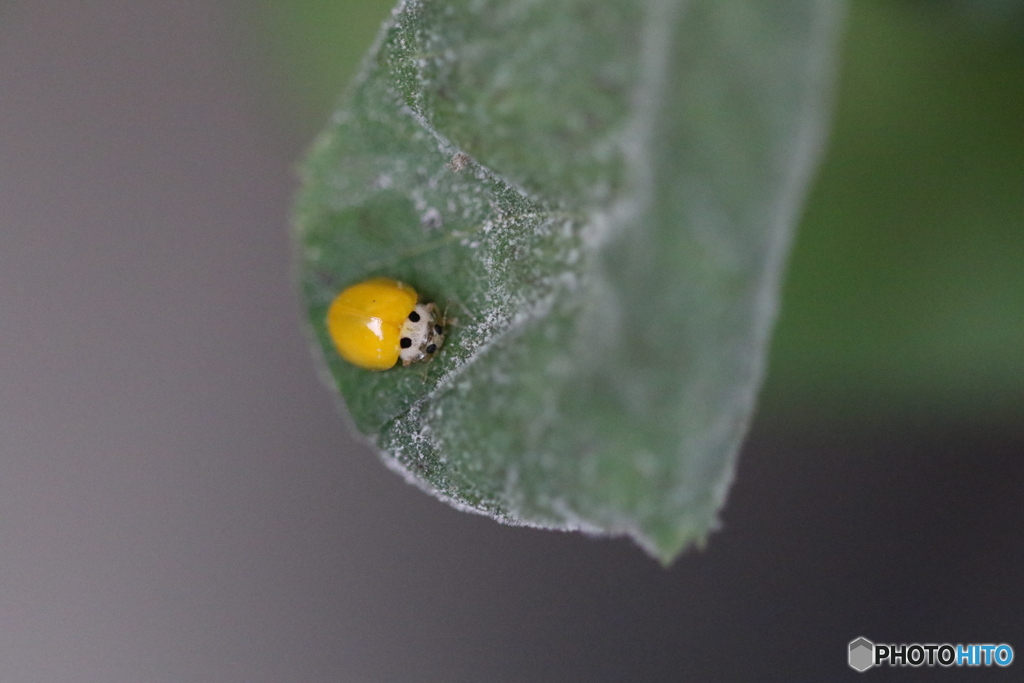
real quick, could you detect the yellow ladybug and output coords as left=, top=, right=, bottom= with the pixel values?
left=326, top=278, right=446, bottom=371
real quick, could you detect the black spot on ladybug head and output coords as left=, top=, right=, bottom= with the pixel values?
left=399, top=337, right=412, bottom=349
left=408, top=310, right=420, bottom=322
left=434, top=324, right=444, bottom=335
left=426, top=344, right=437, bottom=354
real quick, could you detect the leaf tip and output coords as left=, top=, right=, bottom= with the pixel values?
left=630, top=517, right=716, bottom=567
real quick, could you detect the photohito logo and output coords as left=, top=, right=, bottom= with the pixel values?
left=848, top=637, right=1014, bottom=671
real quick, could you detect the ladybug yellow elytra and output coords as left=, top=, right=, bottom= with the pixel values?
left=326, top=278, right=446, bottom=371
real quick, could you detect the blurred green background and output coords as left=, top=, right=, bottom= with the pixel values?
left=255, top=0, right=1024, bottom=431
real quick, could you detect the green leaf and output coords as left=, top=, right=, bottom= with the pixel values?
left=295, top=0, right=843, bottom=563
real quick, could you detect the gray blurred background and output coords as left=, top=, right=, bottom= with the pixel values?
left=0, top=1, right=1021, bottom=681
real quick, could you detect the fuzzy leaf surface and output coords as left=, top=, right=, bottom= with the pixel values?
left=296, top=0, right=842, bottom=562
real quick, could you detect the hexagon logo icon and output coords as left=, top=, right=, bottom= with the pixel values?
left=849, top=637, right=875, bottom=672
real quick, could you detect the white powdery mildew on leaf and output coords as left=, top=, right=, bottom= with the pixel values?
left=298, top=0, right=843, bottom=561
